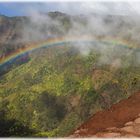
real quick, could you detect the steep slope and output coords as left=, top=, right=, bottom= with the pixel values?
left=70, top=92, right=140, bottom=137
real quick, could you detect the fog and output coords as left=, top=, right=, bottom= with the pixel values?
left=18, top=1, right=140, bottom=68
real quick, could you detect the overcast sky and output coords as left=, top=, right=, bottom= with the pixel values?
left=0, top=2, right=140, bottom=17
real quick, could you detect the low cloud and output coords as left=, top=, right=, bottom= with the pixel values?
left=15, top=1, right=140, bottom=68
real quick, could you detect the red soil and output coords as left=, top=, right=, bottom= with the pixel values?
left=71, top=92, right=140, bottom=137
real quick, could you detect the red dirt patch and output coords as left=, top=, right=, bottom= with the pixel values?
left=71, top=92, right=140, bottom=137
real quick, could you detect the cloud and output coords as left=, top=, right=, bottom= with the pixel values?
left=14, top=1, right=140, bottom=68
left=1, top=2, right=140, bottom=16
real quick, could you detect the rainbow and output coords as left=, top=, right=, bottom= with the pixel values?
left=0, top=36, right=136, bottom=67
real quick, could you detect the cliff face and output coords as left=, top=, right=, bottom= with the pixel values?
left=1, top=13, right=140, bottom=59
left=0, top=12, right=140, bottom=60
left=0, top=12, right=71, bottom=58
left=70, top=92, right=140, bottom=138
left=0, top=16, right=26, bottom=57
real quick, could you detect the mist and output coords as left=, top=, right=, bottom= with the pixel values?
left=16, top=2, right=140, bottom=68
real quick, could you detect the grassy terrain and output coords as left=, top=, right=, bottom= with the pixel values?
left=0, top=43, right=139, bottom=137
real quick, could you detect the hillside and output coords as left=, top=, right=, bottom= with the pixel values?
left=70, top=92, right=140, bottom=138
left=0, top=12, right=140, bottom=137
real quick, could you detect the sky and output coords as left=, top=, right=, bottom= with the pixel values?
left=0, top=3, right=64, bottom=16
left=0, top=2, right=140, bottom=17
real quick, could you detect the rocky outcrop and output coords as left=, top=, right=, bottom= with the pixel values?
left=70, top=92, right=140, bottom=138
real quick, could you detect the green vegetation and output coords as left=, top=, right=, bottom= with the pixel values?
left=0, top=45, right=139, bottom=137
